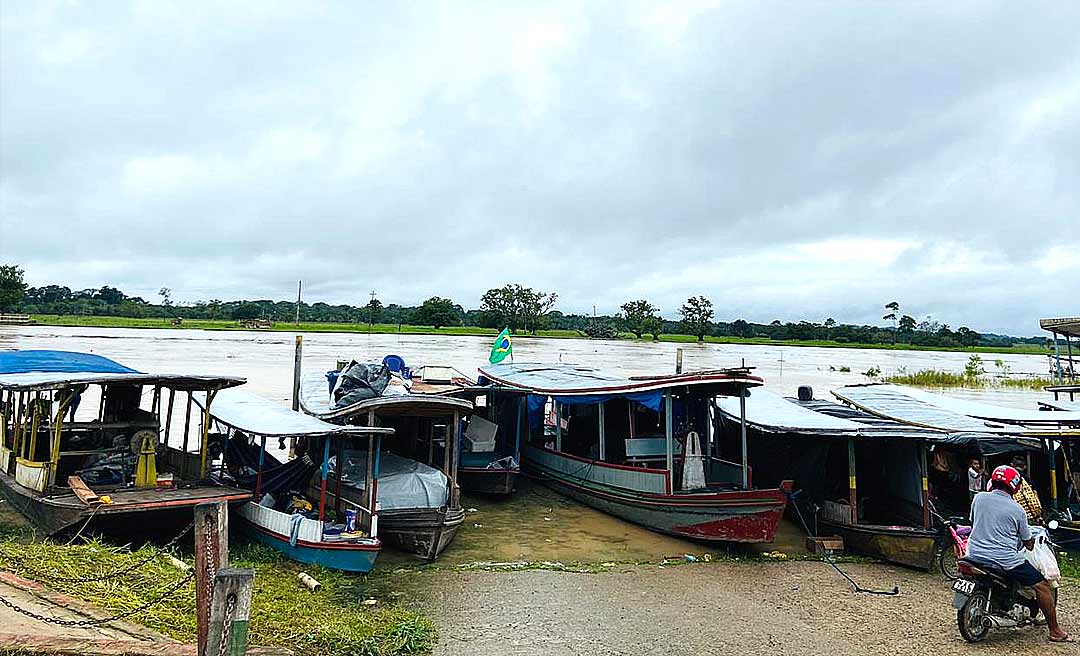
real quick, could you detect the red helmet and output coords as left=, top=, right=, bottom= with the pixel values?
left=987, top=465, right=1022, bottom=495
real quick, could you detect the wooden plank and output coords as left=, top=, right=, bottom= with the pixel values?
left=67, top=476, right=102, bottom=507
left=205, top=567, right=254, bottom=656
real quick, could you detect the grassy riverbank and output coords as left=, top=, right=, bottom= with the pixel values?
left=0, top=514, right=434, bottom=656
left=24, top=314, right=1049, bottom=356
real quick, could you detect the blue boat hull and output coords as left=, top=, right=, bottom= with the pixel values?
left=243, top=522, right=380, bottom=573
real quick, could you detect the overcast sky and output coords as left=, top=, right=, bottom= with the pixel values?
left=2, top=1, right=1078, bottom=335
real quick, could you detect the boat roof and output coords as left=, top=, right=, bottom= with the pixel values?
left=715, top=389, right=1042, bottom=452
left=0, top=350, right=245, bottom=392
left=832, top=384, right=1080, bottom=435
left=195, top=389, right=393, bottom=439
left=1041, top=317, right=1080, bottom=338
left=476, top=362, right=762, bottom=397
left=299, top=372, right=473, bottom=421
left=850, top=384, right=1080, bottom=427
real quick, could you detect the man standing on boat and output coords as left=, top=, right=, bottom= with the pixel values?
left=1010, top=455, right=1043, bottom=524
left=966, top=465, right=1068, bottom=643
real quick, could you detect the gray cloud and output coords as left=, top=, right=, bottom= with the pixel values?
left=2, top=1, right=1078, bottom=335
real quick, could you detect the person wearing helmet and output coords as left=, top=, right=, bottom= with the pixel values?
left=967, top=465, right=1069, bottom=642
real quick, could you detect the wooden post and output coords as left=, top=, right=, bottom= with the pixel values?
left=451, top=411, right=460, bottom=486
left=555, top=401, right=562, bottom=451
left=675, top=348, right=684, bottom=374
left=194, top=502, right=229, bottom=656
left=199, top=389, right=217, bottom=479
left=847, top=439, right=858, bottom=524
left=515, top=397, right=524, bottom=459
left=204, top=567, right=253, bottom=656
left=28, top=393, right=41, bottom=461
left=739, top=388, right=749, bottom=489
left=1049, top=438, right=1059, bottom=511
left=366, top=433, right=375, bottom=526
left=665, top=390, right=674, bottom=492
left=292, top=336, right=303, bottom=412
left=254, top=435, right=266, bottom=498
left=921, top=442, right=930, bottom=529
left=163, top=388, right=176, bottom=446
left=182, top=391, right=193, bottom=453
left=597, top=401, right=605, bottom=461
left=318, top=437, right=331, bottom=522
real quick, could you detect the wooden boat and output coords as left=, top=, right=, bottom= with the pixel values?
left=0, top=350, right=250, bottom=535
left=199, top=390, right=393, bottom=572
left=474, top=362, right=792, bottom=543
left=718, top=387, right=1041, bottom=570
left=299, top=364, right=470, bottom=560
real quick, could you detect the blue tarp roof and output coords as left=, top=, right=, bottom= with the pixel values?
left=0, top=350, right=140, bottom=375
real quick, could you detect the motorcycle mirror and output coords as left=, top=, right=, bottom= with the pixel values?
left=1047, top=519, right=1060, bottom=530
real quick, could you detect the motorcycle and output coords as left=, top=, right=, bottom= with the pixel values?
left=953, top=521, right=1060, bottom=643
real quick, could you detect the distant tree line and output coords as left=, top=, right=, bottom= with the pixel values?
left=0, top=264, right=1045, bottom=348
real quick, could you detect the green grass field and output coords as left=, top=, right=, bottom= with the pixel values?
left=27, top=314, right=1049, bottom=356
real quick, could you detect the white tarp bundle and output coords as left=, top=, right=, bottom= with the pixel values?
left=336, top=451, right=449, bottom=511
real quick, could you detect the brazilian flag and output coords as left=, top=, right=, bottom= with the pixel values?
left=489, top=327, right=513, bottom=364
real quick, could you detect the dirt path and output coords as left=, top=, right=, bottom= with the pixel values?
left=422, top=561, right=1079, bottom=656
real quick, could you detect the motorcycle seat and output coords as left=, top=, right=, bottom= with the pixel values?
left=958, top=558, right=1010, bottom=584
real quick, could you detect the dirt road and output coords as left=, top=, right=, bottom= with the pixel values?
left=422, top=560, right=1078, bottom=656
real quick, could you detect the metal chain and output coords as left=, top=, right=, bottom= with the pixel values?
left=0, top=569, right=194, bottom=627
left=203, top=514, right=218, bottom=624
left=0, top=519, right=195, bottom=584
left=217, top=593, right=238, bottom=656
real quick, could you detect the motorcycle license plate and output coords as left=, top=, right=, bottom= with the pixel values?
left=952, top=579, right=975, bottom=595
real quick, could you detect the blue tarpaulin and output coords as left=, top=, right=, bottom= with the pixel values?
left=526, top=391, right=664, bottom=427
left=0, top=350, right=140, bottom=375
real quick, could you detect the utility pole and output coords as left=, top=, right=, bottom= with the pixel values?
left=295, top=280, right=302, bottom=327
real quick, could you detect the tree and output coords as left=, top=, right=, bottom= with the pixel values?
left=824, top=317, right=836, bottom=340
left=679, top=296, right=714, bottom=342
left=159, top=287, right=172, bottom=308
left=413, top=296, right=461, bottom=329
left=479, top=284, right=557, bottom=334
left=0, top=265, right=26, bottom=311
left=366, top=297, right=383, bottom=326
left=643, top=316, right=663, bottom=341
left=882, top=301, right=900, bottom=343
left=898, top=314, right=917, bottom=342
left=956, top=326, right=981, bottom=348
left=95, top=286, right=125, bottom=305
left=619, top=299, right=658, bottom=339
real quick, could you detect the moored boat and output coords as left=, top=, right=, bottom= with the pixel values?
left=0, top=350, right=250, bottom=535
left=299, top=360, right=471, bottom=560
left=474, top=362, right=792, bottom=543
left=199, top=389, right=393, bottom=572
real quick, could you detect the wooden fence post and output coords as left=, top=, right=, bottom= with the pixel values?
left=205, top=567, right=254, bottom=656
left=195, top=502, right=229, bottom=656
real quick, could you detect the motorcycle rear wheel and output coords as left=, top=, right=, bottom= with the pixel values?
left=958, top=590, right=990, bottom=643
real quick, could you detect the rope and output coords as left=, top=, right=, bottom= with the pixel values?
left=786, top=490, right=900, bottom=597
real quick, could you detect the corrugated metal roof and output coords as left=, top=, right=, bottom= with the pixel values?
left=1041, top=317, right=1080, bottom=338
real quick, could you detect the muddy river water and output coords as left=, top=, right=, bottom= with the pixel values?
left=0, top=326, right=1056, bottom=563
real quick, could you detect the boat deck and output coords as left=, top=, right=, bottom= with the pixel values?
left=43, top=484, right=251, bottom=513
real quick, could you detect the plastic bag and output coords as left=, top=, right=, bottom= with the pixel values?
left=1024, top=527, right=1061, bottom=581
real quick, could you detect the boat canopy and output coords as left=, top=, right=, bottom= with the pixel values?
left=300, top=372, right=472, bottom=420
left=197, top=389, right=394, bottom=439
left=715, top=389, right=861, bottom=435
left=833, top=385, right=1015, bottom=433
left=477, top=362, right=761, bottom=411
left=716, top=389, right=1041, bottom=455
left=1041, top=317, right=1080, bottom=338
left=839, top=384, right=1080, bottom=427
left=0, top=350, right=245, bottom=392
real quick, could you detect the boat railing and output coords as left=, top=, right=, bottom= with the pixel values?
left=704, top=456, right=751, bottom=488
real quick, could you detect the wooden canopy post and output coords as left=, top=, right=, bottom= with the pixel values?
left=318, top=437, right=331, bottom=522
left=366, top=433, right=375, bottom=525
left=199, top=389, right=218, bottom=479
left=739, top=388, right=749, bottom=489
left=1053, top=332, right=1063, bottom=384
left=194, top=501, right=229, bottom=656
left=182, top=391, right=193, bottom=453
left=665, top=390, right=674, bottom=492
left=291, top=336, right=303, bottom=412
left=163, top=388, right=176, bottom=446
left=1068, top=334, right=1076, bottom=382
left=254, top=435, right=266, bottom=498
left=920, top=442, right=930, bottom=528
left=28, top=392, right=41, bottom=461
left=555, top=401, right=562, bottom=451
left=1049, top=438, right=1059, bottom=511
left=12, top=392, right=24, bottom=461
left=597, top=401, right=606, bottom=461
left=205, top=567, right=253, bottom=656
left=847, top=439, right=858, bottom=524
left=451, top=411, right=460, bottom=486
left=515, top=397, right=524, bottom=459
left=49, top=397, right=72, bottom=487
